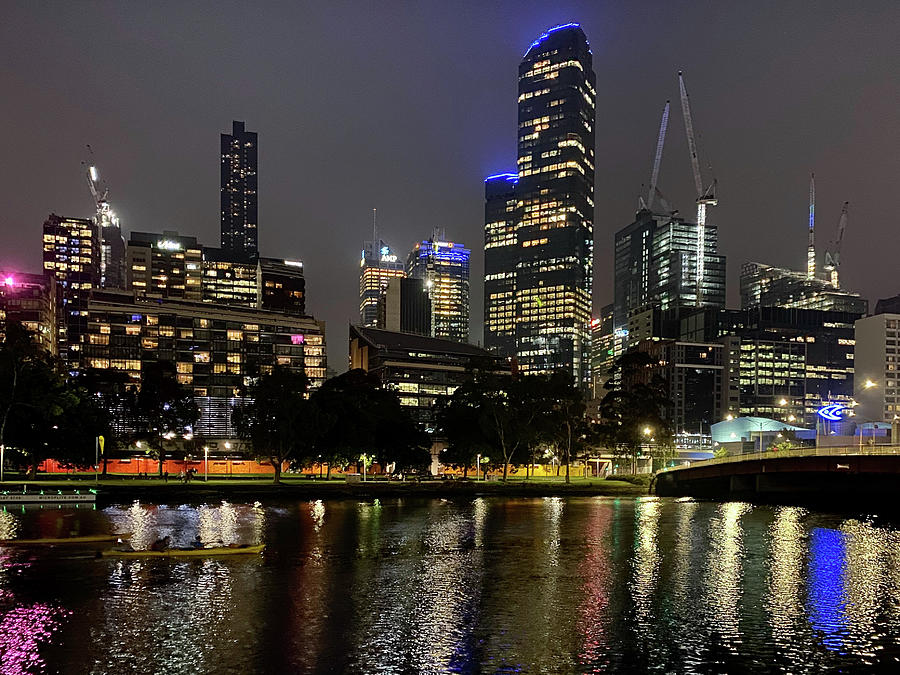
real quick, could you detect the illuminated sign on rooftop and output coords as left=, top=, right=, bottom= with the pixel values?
left=817, top=404, right=848, bottom=422
left=156, top=240, right=182, bottom=251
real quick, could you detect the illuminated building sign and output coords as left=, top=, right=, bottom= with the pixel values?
left=381, top=254, right=398, bottom=263
left=291, top=334, right=305, bottom=345
left=156, top=240, right=182, bottom=251
left=817, top=404, right=848, bottom=421
left=283, top=260, right=303, bottom=268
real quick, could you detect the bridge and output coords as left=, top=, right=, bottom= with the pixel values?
left=654, top=445, right=900, bottom=504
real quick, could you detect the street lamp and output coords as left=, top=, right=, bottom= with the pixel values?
left=204, top=446, right=209, bottom=482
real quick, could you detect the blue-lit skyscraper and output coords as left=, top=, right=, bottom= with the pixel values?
left=484, top=24, right=596, bottom=385
left=407, top=235, right=470, bottom=343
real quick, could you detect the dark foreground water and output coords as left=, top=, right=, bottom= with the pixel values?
left=2, top=497, right=900, bottom=674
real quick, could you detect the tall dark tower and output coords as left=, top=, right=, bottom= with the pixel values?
left=484, top=24, right=596, bottom=386
left=220, top=121, right=258, bottom=259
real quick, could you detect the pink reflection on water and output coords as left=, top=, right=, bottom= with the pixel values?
left=576, top=501, right=613, bottom=669
left=0, top=589, right=70, bottom=674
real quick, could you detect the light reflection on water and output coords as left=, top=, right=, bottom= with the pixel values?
left=2, top=498, right=900, bottom=673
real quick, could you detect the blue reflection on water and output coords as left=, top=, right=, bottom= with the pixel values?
left=808, top=527, right=848, bottom=652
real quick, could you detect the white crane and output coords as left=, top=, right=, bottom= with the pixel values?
left=678, top=71, right=717, bottom=306
left=824, top=201, right=849, bottom=288
left=81, top=145, right=125, bottom=288
left=645, top=101, right=670, bottom=212
left=807, top=173, right=816, bottom=279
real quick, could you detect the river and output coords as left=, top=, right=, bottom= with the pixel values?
left=1, top=496, right=900, bottom=673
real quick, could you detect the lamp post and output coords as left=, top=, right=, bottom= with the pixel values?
left=1, top=443, right=4, bottom=483
left=204, top=446, right=209, bottom=482
left=857, top=380, right=878, bottom=451
left=476, top=454, right=481, bottom=481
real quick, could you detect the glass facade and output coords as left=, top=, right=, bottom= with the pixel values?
left=614, top=209, right=726, bottom=331
left=407, top=238, right=470, bottom=343
left=220, top=121, right=258, bottom=258
left=484, top=24, right=596, bottom=385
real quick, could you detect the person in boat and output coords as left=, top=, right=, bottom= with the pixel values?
left=150, top=535, right=172, bottom=552
left=191, top=534, right=203, bottom=549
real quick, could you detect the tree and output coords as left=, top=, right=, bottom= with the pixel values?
left=597, top=352, right=674, bottom=474
left=126, top=361, right=199, bottom=477
left=435, top=384, right=491, bottom=477
left=545, top=372, right=589, bottom=484
left=233, top=366, right=313, bottom=483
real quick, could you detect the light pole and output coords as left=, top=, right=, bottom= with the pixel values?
left=204, top=446, right=209, bottom=482
left=1, top=443, right=4, bottom=483
left=857, top=380, right=878, bottom=451
left=476, top=454, right=481, bottom=481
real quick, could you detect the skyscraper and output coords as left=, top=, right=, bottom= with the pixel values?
left=407, top=236, right=470, bottom=343
left=359, top=239, right=405, bottom=327
left=613, top=208, right=726, bottom=331
left=42, top=213, right=100, bottom=363
left=484, top=173, right=519, bottom=357
left=220, top=121, right=258, bottom=259
left=484, top=23, right=596, bottom=384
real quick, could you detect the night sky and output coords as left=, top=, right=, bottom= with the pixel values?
left=2, top=1, right=898, bottom=367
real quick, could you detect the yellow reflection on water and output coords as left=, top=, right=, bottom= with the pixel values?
left=766, top=506, right=806, bottom=651
left=631, top=496, right=661, bottom=630
left=703, top=501, right=750, bottom=647
left=0, top=508, right=19, bottom=540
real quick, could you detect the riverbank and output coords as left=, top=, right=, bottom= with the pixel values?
left=0, top=476, right=646, bottom=502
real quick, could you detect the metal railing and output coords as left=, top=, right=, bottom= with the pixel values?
left=659, top=445, right=900, bottom=473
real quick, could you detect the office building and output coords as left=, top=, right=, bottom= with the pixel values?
left=614, top=209, right=726, bottom=331
left=377, top=277, right=431, bottom=336
left=259, top=257, right=306, bottom=315
left=407, top=236, right=470, bottom=343
left=484, top=23, right=596, bottom=384
left=201, top=247, right=260, bottom=307
left=359, top=239, right=405, bottom=327
left=349, top=325, right=509, bottom=431
left=79, top=290, right=326, bottom=435
left=681, top=306, right=862, bottom=425
left=854, top=313, right=900, bottom=423
left=221, top=121, right=258, bottom=259
left=42, top=213, right=100, bottom=362
left=590, top=304, right=615, bottom=398
left=126, top=231, right=203, bottom=300
left=99, top=215, right=127, bottom=290
left=628, top=339, right=726, bottom=435
left=0, top=272, right=58, bottom=354
left=740, top=262, right=867, bottom=314
left=484, top=173, right=519, bottom=356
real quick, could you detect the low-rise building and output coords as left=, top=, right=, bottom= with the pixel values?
left=349, top=325, right=508, bottom=431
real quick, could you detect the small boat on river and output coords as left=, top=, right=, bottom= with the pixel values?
left=0, top=534, right=121, bottom=546
left=101, top=544, right=265, bottom=558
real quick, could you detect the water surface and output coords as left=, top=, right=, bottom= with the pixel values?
left=2, top=497, right=900, bottom=673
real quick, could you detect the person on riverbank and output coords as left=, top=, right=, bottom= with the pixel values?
left=150, top=535, right=171, bottom=552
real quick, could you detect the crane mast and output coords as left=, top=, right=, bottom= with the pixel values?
left=824, top=201, right=848, bottom=288
left=646, top=101, right=670, bottom=211
left=81, top=145, right=125, bottom=288
left=678, top=71, right=716, bottom=306
left=807, top=173, right=816, bottom=279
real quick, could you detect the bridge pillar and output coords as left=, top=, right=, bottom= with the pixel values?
left=729, top=474, right=756, bottom=494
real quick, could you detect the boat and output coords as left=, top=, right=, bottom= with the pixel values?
left=0, top=534, right=121, bottom=546
left=0, top=491, right=96, bottom=504
left=101, top=544, right=265, bottom=558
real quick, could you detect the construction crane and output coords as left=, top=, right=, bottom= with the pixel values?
left=81, top=145, right=125, bottom=288
left=645, top=101, right=670, bottom=211
left=824, top=201, right=849, bottom=288
left=678, top=71, right=717, bottom=306
left=807, top=173, right=816, bottom=279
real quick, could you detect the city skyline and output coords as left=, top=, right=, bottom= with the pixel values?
left=1, top=3, right=898, bottom=359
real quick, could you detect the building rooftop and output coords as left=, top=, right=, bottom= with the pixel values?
left=351, top=325, right=491, bottom=358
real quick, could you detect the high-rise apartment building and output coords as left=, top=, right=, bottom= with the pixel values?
left=259, top=257, right=306, bottom=315
left=201, top=247, right=260, bottom=308
left=221, top=121, right=258, bottom=259
left=407, top=237, right=470, bottom=343
left=613, top=209, right=726, bottom=331
left=359, top=239, right=405, bottom=327
left=126, top=231, right=203, bottom=301
left=41, top=213, right=100, bottom=362
left=484, top=24, right=596, bottom=384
